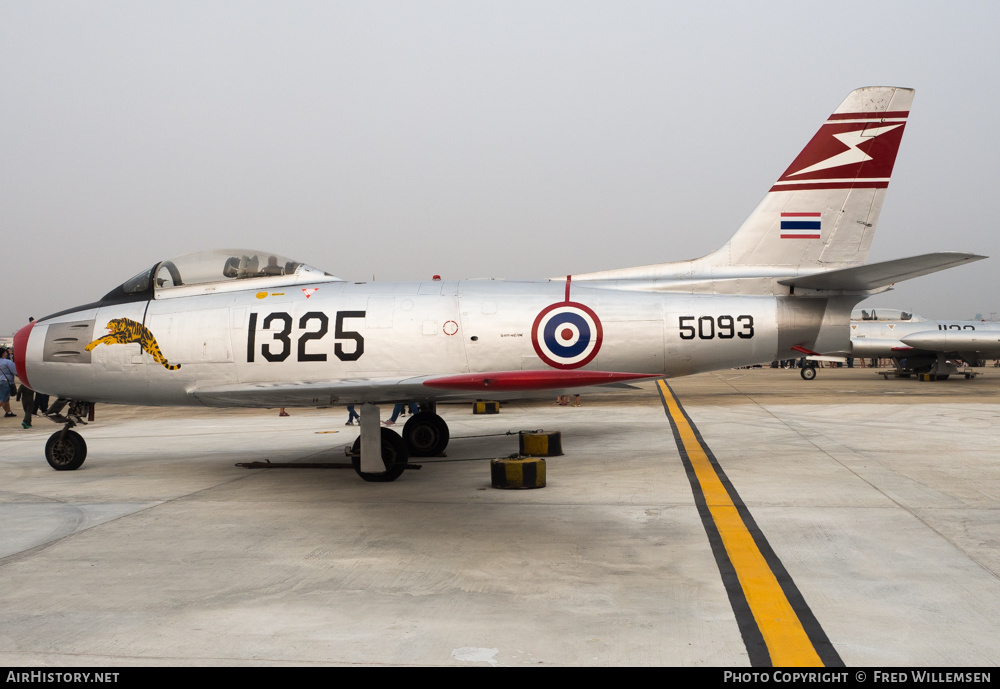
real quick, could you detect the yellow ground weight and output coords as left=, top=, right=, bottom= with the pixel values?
left=518, top=431, right=563, bottom=456
left=491, top=457, right=546, bottom=489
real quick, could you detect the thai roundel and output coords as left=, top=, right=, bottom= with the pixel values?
left=531, top=301, right=603, bottom=369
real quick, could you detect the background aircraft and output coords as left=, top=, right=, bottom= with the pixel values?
left=12, top=86, right=985, bottom=481
left=847, top=308, right=1000, bottom=377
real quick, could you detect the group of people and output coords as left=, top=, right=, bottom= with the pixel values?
left=277, top=402, right=417, bottom=426
left=345, top=402, right=417, bottom=426
left=0, top=344, right=49, bottom=430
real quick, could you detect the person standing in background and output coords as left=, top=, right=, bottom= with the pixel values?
left=0, top=347, right=16, bottom=418
left=16, top=381, right=34, bottom=429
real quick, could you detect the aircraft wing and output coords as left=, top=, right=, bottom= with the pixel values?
left=778, top=252, right=986, bottom=291
left=188, top=370, right=660, bottom=407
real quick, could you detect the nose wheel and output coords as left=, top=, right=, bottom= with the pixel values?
left=42, top=399, right=93, bottom=471
left=45, top=429, right=88, bottom=471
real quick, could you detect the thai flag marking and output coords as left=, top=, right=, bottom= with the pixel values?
left=780, top=212, right=821, bottom=239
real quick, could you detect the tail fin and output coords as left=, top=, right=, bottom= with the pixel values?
left=706, top=86, right=913, bottom=269
left=572, top=87, right=914, bottom=282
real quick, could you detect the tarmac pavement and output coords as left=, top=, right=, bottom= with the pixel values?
left=1, top=367, right=998, bottom=666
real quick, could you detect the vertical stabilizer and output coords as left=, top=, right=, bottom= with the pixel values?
left=572, top=87, right=915, bottom=283
left=707, top=86, right=914, bottom=269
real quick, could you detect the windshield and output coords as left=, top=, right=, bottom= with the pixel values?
left=852, top=308, right=924, bottom=322
left=151, top=249, right=334, bottom=291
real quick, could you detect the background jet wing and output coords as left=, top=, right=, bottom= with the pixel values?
left=778, top=252, right=986, bottom=291
left=189, top=370, right=660, bottom=407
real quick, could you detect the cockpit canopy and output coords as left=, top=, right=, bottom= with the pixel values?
left=851, top=308, right=924, bottom=322
left=106, top=249, right=338, bottom=301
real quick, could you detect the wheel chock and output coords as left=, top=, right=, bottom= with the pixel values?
left=491, top=456, right=546, bottom=489
left=519, top=430, right=562, bottom=457
left=473, top=401, right=500, bottom=414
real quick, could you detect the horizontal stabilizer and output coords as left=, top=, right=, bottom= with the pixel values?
left=778, top=252, right=986, bottom=291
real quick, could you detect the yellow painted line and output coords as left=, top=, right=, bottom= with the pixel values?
left=658, top=380, right=823, bottom=667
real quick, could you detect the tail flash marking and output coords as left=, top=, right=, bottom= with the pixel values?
left=770, top=105, right=909, bottom=193
left=786, top=123, right=905, bottom=177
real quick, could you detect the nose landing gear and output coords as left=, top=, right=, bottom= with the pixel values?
left=43, top=399, right=92, bottom=471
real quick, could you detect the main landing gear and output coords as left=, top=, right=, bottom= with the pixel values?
left=800, top=364, right=817, bottom=380
left=351, top=428, right=409, bottom=482
left=402, top=411, right=450, bottom=457
left=349, top=404, right=451, bottom=482
left=43, top=399, right=92, bottom=471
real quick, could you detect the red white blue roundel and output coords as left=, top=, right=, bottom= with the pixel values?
left=531, top=301, right=603, bottom=369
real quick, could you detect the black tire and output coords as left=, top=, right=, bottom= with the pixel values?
left=45, top=430, right=87, bottom=471
left=402, top=412, right=450, bottom=457
left=351, top=427, right=408, bottom=482
left=800, top=366, right=817, bottom=380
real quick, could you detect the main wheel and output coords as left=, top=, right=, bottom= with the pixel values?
left=45, top=430, right=87, bottom=471
left=403, top=412, right=450, bottom=457
left=800, top=366, right=817, bottom=380
left=351, top=427, right=408, bottom=482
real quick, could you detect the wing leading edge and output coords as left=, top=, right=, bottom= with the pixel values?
left=188, top=370, right=660, bottom=407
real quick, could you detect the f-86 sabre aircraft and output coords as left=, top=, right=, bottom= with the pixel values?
left=12, top=86, right=985, bottom=481
left=847, top=308, right=1000, bottom=377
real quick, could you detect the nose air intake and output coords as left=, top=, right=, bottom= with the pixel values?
left=13, top=320, right=36, bottom=388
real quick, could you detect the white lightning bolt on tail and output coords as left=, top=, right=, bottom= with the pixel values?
left=789, top=123, right=904, bottom=177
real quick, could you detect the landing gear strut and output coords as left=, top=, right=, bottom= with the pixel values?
left=351, top=427, right=408, bottom=482
left=44, top=400, right=92, bottom=471
left=348, top=403, right=449, bottom=482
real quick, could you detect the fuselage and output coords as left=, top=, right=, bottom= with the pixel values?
left=17, top=274, right=855, bottom=407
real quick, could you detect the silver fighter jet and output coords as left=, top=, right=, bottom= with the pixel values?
left=12, top=86, right=985, bottom=480
left=849, top=308, right=1000, bottom=378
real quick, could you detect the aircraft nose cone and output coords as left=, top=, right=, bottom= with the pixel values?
left=899, top=331, right=940, bottom=348
left=12, top=320, right=36, bottom=388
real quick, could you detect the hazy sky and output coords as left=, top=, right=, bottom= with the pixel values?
left=3, top=1, right=999, bottom=335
